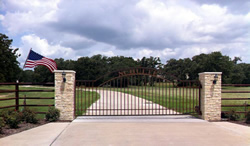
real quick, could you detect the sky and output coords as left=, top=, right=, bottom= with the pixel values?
left=0, top=0, right=250, bottom=67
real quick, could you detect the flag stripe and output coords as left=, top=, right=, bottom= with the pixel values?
left=24, top=50, right=57, bottom=73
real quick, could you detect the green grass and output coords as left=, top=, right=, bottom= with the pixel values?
left=75, top=91, right=100, bottom=116
left=222, top=86, right=250, bottom=119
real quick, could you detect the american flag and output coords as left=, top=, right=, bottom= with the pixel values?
left=24, top=49, right=57, bottom=73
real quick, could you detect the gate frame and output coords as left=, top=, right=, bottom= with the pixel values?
left=75, top=67, right=201, bottom=117
left=54, top=69, right=222, bottom=121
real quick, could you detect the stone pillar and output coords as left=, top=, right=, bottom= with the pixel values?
left=199, top=72, right=222, bottom=121
left=54, top=70, right=75, bottom=121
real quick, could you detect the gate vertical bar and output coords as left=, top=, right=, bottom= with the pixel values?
left=84, top=82, right=87, bottom=115
left=80, top=82, right=83, bottom=115
left=144, top=75, right=146, bottom=115
left=113, top=80, right=115, bottom=115
left=189, top=82, right=191, bottom=113
left=158, top=78, right=160, bottom=114
left=175, top=82, right=177, bottom=114
left=193, top=82, right=195, bottom=113
left=110, top=81, right=112, bottom=115
left=123, top=77, right=126, bottom=115
left=74, top=81, right=76, bottom=116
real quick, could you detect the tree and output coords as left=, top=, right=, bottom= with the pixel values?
left=192, top=52, right=234, bottom=83
left=233, top=57, right=242, bottom=64
left=74, top=55, right=108, bottom=80
left=164, top=58, right=196, bottom=81
left=0, top=33, right=21, bottom=82
left=138, top=56, right=162, bottom=69
left=237, top=63, right=250, bottom=84
left=107, top=56, right=138, bottom=71
left=19, top=70, right=35, bottom=82
left=230, top=64, right=245, bottom=84
left=164, top=52, right=236, bottom=83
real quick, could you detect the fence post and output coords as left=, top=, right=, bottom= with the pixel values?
left=199, top=72, right=222, bottom=121
left=54, top=70, right=76, bottom=121
left=15, top=81, right=19, bottom=111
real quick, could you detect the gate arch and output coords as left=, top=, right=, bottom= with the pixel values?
left=75, top=67, right=200, bottom=116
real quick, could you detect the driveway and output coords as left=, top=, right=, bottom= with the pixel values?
left=86, top=90, right=179, bottom=115
left=0, top=116, right=249, bottom=146
left=53, top=116, right=250, bottom=146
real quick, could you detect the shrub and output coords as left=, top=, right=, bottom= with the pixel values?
left=0, top=118, right=5, bottom=134
left=45, top=107, right=60, bottom=122
left=1, top=110, right=21, bottom=129
left=21, top=108, right=38, bottom=124
left=226, top=109, right=240, bottom=121
left=221, top=112, right=228, bottom=118
left=246, top=111, right=250, bottom=124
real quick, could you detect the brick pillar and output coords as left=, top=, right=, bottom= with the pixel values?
left=199, top=72, right=222, bottom=121
left=54, top=70, right=75, bottom=121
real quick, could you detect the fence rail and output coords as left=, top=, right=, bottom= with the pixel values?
left=0, top=82, right=54, bottom=114
left=221, top=84, right=250, bottom=117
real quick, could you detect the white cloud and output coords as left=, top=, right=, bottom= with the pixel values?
left=1, top=0, right=59, bottom=35
left=1, top=0, right=249, bottom=64
left=0, top=15, right=4, bottom=21
left=18, top=34, right=76, bottom=66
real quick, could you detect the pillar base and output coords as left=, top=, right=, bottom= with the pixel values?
left=199, top=72, right=222, bottom=121
left=54, top=70, right=76, bottom=121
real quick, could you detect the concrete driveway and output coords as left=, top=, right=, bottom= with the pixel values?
left=52, top=116, right=250, bottom=146
left=86, top=90, right=179, bottom=115
left=1, top=116, right=249, bottom=146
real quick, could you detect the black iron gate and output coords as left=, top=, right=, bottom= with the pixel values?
left=75, top=67, right=201, bottom=116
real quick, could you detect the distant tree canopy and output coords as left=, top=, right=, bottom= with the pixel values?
left=164, top=52, right=236, bottom=83
left=0, top=32, right=247, bottom=84
left=0, top=33, right=20, bottom=82
left=19, top=51, right=249, bottom=84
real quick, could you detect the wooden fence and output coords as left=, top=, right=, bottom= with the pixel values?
left=0, top=82, right=54, bottom=115
left=221, top=84, right=250, bottom=117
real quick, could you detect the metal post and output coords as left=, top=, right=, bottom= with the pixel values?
left=15, top=81, right=19, bottom=111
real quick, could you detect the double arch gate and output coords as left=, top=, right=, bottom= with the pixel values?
left=75, top=67, right=201, bottom=116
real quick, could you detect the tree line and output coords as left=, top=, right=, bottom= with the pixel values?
left=1, top=33, right=249, bottom=84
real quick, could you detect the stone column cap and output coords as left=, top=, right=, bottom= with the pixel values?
left=198, top=72, right=222, bottom=75
left=54, top=70, right=76, bottom=73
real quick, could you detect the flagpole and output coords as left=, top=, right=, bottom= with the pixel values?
left=22, top=48, right=32, bottom=70
left=17, top=48, right=32, bottom=82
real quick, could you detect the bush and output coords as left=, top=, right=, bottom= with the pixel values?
left=0, top=118, right=5, bottom=134
left=221, top=112, right=228, bottom=118
left=246, top=111, right=250, bottom=124
left=226, top=109, right=240, bottom=121
left=45, top=107, right=60, bottom=122
left=1, top=110, right=21, bottom=129
left=21, top=108, right=38, bottom=124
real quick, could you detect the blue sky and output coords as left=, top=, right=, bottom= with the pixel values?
left=1, top=0, right=250, bottom=66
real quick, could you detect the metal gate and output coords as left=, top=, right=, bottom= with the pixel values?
left=75, top=67, right=201, bottom=116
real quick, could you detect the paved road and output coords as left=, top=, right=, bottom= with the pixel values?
left=86, top=90, right=179, bottom=115
left=52, top=118, right=250, bottom=146
left=0, top=116, right=249, bottom=146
